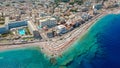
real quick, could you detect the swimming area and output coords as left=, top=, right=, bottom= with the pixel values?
left=0, top=14, right=120, bottom=68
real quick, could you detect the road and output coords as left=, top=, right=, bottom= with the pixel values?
left=0, top=8, right=119, bottom=57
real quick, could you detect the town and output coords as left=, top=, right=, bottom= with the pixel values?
left=0, top=0, right=120, bottom=57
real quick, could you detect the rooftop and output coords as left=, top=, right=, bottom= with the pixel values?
left=28, top=21, right=37, bottom=31
left=57, top=25, right=66, bottom=29
left=39, top=16, right=56, bottom=22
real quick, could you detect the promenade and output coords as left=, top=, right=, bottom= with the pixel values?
left=0, top=8, right=119, bottom=57
left=0, top=13, right=104, bottom=57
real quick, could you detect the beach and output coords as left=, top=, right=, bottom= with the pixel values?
left=0, top=7, right=120, bottom=57
left=0, top=8, right=120, bottom=68
left=0, top=13, right=105, bottom=57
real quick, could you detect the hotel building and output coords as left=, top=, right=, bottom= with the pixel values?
left=0, top=20, right=28, bottom=34
left=28, top=21, right=42, bottom=39
left=27, top=21, right=37, bottom=35
left=8, top=21, right=27, bottom=29
left=39, top=16, right=57, bottom=28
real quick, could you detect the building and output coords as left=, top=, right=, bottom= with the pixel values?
left=0, top=20, right=42, bottom=39
left=27, top=21, right=37, bottom=35
left=47, top=31, right=55, bottom=38
left=5, top=17, right=9, bottom=25
left=84, top=1, right=91, bottom=7
left=39, top=16, right=57, bottom=28
left=28, top=21, right=42, bottom=39
left=81, top=13, right=91, bottom=21
left=0, top=20, right=28, bottom=34
left=73, top=21, right=80, bottom=28
left=0, top=25, right=8, bottom=34
left=61, top=0, right=70, bottom=2
left=8, top=20, right=27, bottom=29
left=70, top=0, right=74, bottom=2
left=33, top=31, right=42, bottom=40
left=0, top=17, right=9, bottom=34
left=56, top=25, right=67, bottom=35
left=81, top=7, right=89, bottom=12
left=66, top=19, right=73, bottom=25
left=93, top=3, right=103, bottom=10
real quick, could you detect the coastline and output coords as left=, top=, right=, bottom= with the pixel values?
left=0, top=13, right=105, bottom=57
left=47, top=8, right=120, bottom=57
left=0, top=7, right=119, bottom=57
left=56, top=13, right=106, bottom=56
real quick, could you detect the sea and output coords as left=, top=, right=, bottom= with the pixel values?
left=0, top=14, right=120, bottom=68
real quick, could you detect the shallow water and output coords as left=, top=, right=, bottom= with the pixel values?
left=0, top=14, right=120, bottom=68
left=0, top=47, right=50, bottom=68
left=59, top=14, right=120, bottom=68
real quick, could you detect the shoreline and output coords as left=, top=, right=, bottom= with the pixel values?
left=54, top=13, right=106, bottom=56
left=0, top=13, right=105, bottom=57
left=58, top=8, right=120, bottom=56
left=0, top=8, right=119, bottom=57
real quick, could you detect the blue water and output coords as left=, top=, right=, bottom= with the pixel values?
left=62, top=14, right=120, bottom=68
left=92, top=14, right=120, bottom=68
left=0, top=47, right=51, bottom=68
left=18, top=29, right=25, bottom=35
left=0, top=14, right=120, bottom=68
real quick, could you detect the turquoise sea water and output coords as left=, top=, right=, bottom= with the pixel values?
left=0, top=14, right=120, bottom=68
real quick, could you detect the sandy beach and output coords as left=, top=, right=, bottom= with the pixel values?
left=0, top=14, right=104, bottom=57
left=0, top=8, right=119, bottom=57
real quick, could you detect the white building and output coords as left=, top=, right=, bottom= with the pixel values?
left=5, top=17, right=9, bottom=25
left=56, top=25, right=67, bottom=34
left=20, top=21, right=42, bottom=39
left=39, top=16, right=57, bottom=28
left=66, top=19, right=72, bottom=25
left=27, top=21, right=37, bottom=35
